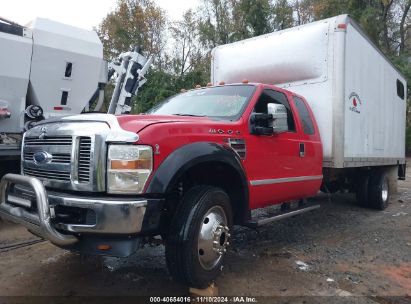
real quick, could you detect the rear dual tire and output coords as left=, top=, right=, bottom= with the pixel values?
left=368, top=170, right=390, bottom=210
left=356, top=169, right=390, bottom=210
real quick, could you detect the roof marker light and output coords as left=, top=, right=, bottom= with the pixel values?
left=242, top=79, right=249, bottom=84
left=97, top=244, right=111, bottom=251
left=219, top=81, right=225, bottom=85
left=195, top=84, right=201, bottom=89
left=207, top=82, right=212, bottom=87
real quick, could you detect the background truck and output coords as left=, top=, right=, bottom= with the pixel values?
left=0, top=17, right=107, bottom=161
left=0, top=15, right=407, bottom=288
left=0, top=17, right=151, bottom=174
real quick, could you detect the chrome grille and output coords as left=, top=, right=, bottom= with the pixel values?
left=25, top=136, right=72, bottom=146
left=23, top=136, right=73, bottom=182
left=23, top=167, right=71, bottom=181
left=24, top=151, right=71, bottom=164
left=21, top=120, right=109, bottom=192
left=78, top=137, right=91, bottom=183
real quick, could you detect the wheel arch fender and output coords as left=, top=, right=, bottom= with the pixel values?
left=145, top=142, right=250, bottom=223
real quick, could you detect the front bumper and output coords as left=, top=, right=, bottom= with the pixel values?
left=0, top=174, right=159, bottom=250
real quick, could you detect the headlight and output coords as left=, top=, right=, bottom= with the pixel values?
left=107, top=145, right=153, bottom=194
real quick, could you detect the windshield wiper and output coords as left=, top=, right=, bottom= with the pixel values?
left=172, top=113, right=206, bottom=117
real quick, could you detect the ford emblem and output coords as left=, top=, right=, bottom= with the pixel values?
left=33, top=151, right=52, bottom=164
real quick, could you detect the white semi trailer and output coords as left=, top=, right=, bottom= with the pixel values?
left=0, top=17, right=151, bottom=164
left=211, top=14, right=407, bottom=192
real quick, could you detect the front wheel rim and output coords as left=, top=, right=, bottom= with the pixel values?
left=197, top=205, right=230, bottom=270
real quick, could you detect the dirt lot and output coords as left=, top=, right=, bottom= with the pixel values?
left=0, top=162, right=410, bottom=303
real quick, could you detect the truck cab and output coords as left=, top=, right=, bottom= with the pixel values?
left=0, top=83, right=321, bottom=288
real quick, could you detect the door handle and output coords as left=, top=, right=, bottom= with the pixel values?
left=299, top=143, right=305, bottom=157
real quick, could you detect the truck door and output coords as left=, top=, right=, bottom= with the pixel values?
left=291, top=95, right=323, bottom=196
left=245, top=89, right=305, bottom=209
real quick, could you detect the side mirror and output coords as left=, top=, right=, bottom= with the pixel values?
left=249, top=113, right=274, bottom=135
left=267, top=103, right=288, bottom=133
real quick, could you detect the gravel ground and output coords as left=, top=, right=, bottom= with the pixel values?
left=0, top=161, right=410, bottom=303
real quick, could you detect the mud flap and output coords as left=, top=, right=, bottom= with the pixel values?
left=398, top=163, right=406, bottom=181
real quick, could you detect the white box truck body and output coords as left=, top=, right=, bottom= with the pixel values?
left=211, top=14, right=407, bottom=169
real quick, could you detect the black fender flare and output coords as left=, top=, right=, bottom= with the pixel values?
left=146, top=142, right=249, bottom=214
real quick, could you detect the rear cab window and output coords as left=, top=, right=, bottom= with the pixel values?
left=292, top=96, right=315, bottom=135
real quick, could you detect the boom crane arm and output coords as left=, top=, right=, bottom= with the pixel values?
left=107, top=48, right=153, bottom=115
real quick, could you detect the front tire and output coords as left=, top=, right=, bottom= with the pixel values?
left=165, top=186, right=233, bottom=288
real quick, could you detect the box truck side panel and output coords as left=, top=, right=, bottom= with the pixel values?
left=344, top=23, right=406, bottom=164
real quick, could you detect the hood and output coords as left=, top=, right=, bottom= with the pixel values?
left=117, top=114, right=211, bottom=133
left=35, top=113, right=211, bottom=135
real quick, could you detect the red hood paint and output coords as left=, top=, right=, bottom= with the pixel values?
left=116, top=114, right=215, bottom=133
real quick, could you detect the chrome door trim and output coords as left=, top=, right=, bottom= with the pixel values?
left=250, top=175, right=323, bottom=186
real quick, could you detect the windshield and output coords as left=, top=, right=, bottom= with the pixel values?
left=147, top=85, right=255, bottom=121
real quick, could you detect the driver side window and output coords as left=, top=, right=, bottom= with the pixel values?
left=253, top=89, right=296, bottom=132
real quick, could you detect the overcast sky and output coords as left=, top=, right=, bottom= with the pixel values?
left=1, top=0, right=199, bottom=30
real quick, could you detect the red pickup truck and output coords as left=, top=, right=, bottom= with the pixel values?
left=0, top=83, right=327, bottom=287
left=1, top=14, right=407, bottom=289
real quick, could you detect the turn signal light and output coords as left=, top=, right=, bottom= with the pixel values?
left=110, top=159, right=151, bottom=170
left=337, top=24, right=347, bottom=29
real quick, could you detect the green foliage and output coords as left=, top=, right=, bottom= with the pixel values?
left=132, top=69, right=176, bottom=113
left=273, top=0, right=294, bottom=30
left=131, top=63, right=210, bottom=114
left=239, top=0, right=273, bottom=35
left=97, top=0, right=166, bottom=60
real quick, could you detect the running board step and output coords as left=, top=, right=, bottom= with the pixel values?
left=245, top=204, right=320, bottom=228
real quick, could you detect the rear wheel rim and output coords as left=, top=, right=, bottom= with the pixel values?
left=197, top=205, right=230, bottom=270
left=381, top=178, right=389, bottom=202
